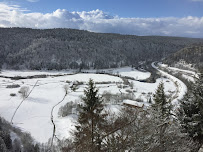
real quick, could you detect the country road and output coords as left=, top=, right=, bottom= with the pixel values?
left=151, top=62, right=187, bottom=106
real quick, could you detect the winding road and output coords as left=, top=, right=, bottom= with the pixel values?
left=151, top=62, right=187, bottom=106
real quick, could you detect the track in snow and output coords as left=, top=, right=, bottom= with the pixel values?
left=11, top=80, right=39, bottom=124
left=50, top=91, right=68, bottom=149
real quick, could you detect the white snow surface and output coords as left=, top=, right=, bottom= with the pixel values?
left=0, top=68, right=177, bottom=143
left=86, top=67, right=151, bottom=80
left=123, top=100, right=150, bottom=108
left=107, top=67, right=151, bottom=80
left=0, top=73, right=123, bottom=143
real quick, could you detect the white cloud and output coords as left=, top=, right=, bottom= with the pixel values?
left=26, top=0, right=39, bottom=2
left=0, top=3, right=203, bottom=38
left=77, top=9, right=114, bottom=20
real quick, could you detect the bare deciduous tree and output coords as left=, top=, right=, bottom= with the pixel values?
left=63, top=85, right=69, bottom=94
left=19, top=86, right=29, bottom=99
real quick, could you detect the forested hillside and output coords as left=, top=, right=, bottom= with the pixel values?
left=164, top=44, right=203, bottom=71
left=0, top=28, right=202, bottom=70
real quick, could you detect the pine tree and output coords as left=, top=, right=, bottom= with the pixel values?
left=73, top=79, right=107, bottom=152
left=152, top=82, right=172, bottom=151
left=0, top=137, right=7, bottom=152
left=0, top=131, right=12, bottom=150
left=153, top=82, right=171, bottom=119
left=179, top=73, right=203, bottom=145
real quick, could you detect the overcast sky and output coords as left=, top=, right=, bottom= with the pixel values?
left=0, top=0, right=203, bottom=37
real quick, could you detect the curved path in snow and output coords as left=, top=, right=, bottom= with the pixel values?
left=11, top=80, right=39, bottom=124
left=50, top=91, right=67, bottom=148
left=151, top=62, right=187, bottom=106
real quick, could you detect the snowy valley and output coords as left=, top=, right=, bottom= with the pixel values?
left=0, top=64, right=188, bottom=143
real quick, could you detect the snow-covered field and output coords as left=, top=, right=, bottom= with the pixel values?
left=0, top=67, right=151, bottom=81
left=0, top=67, right=178, bottom=143
left=104, top=67, right=151, bottom=80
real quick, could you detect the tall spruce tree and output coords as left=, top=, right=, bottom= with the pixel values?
left=179, top=74, right=203, bottom=145
left=153, top=82, right=171, bottom=119
left=73, top=79, right=107, bottom=152
left=152, top=82, right=172, bottom=151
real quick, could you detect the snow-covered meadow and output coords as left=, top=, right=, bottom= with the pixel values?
left=0, top=67, right=178, bottom=143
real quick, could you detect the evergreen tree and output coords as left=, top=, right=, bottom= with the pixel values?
left=179, top=74, right=203, bottom=145
left=73, top=79, right=107, bottom=152
left=0, top=131, right=12, bottom=150
left=0, top=137, right=7, bottom=152
left=153, top=82, right=171, bottom=119
left=152, top=82, right=172, bottom=151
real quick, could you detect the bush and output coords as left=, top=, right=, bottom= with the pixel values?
left=70, top=84, right=78, bottom=92
left=70, top=81, right=82, bottom=92
left=10, top=93, right=16, bottom=97
left=66, top=80, right=71, bottom=83
left=122, top=78, right=130, bottom=85
left=126, top=89, right=133, bottom=93
left=123, top=85, right=128, bottom=89
left=95, top=81, right=114, bottom=84
left=129, top=82, right=134, bottom=89
left=11, top=76, right=23, bottom=80
left=58, top=101, right=80, bottom=117
left=133, top=89, right=137, bottom=93
left=74, top=81, right=84, bottom=85
left=6, top=84, right=20, bottom=88
left=102, top=92, right=136, bottom=104
left=102, top=91, right=113, bottom=102
left=135, top=97, right=145, bottom=102
left=117, top=84, right=123, bottom=89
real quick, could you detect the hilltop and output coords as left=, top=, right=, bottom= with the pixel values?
left=0, top=28, right=202, bottom=70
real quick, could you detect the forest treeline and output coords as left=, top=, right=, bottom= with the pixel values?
left=0, top=28, right=202, bottom=70
left=164, top=43, right=203, bottom=71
